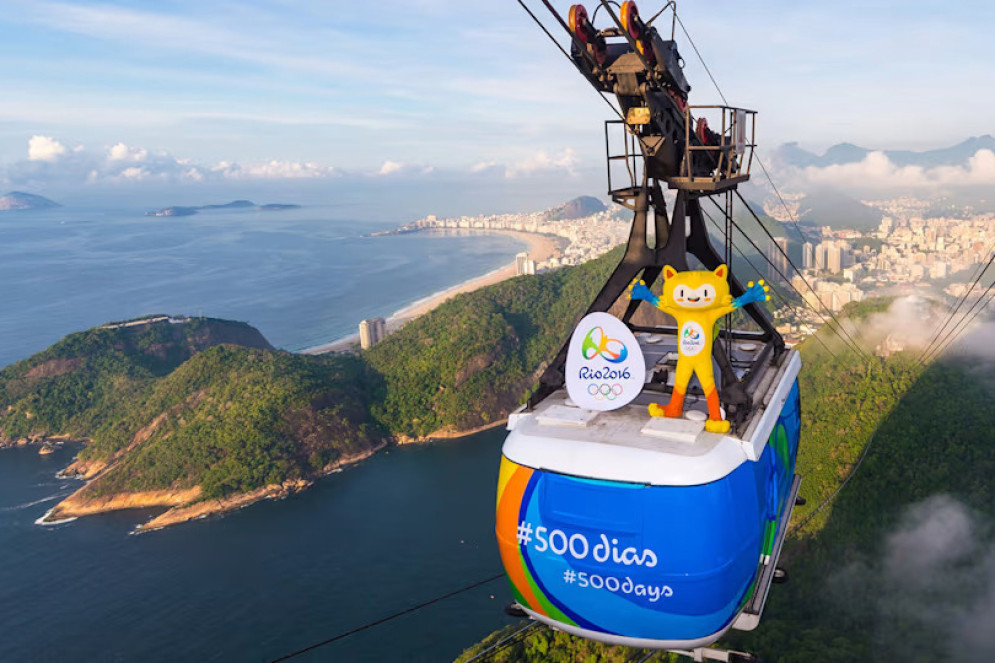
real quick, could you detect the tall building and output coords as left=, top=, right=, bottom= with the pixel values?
left=359, top=317, right=386, bottom=350
left=516, top=252, right=531, bottom=276
left=825, top=241, right=842, bottom=274
left=838, top=241, right=854, bottom=269
left=814, top=243, right=826, bottom=271
left=802, top=242, right=814, bottom=270
left=766, top=237, right=790, bottom=281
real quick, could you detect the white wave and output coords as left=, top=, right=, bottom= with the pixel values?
left=34, top=507, right=77, bottom=526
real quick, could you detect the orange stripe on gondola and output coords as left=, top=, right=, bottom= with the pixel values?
left=495, top=461, right=548, bottom=617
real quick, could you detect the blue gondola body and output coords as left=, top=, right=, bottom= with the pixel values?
left=497, top=379, right=801, bottom=647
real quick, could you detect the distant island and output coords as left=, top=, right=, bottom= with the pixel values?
left=0, top=191, right=61, bottom=211
left=146, top=200, right=301, bottom=217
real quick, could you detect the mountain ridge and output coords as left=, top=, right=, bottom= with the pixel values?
left=774, top=135, right=995, bottom=169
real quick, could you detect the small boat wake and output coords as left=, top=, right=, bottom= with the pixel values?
left=2, top=493, right=67, bottom=512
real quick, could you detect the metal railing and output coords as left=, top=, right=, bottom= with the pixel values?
left=676, top=105, right=757, bottom=189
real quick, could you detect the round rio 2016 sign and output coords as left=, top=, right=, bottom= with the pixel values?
left=565, top=312, right=646, bottom=411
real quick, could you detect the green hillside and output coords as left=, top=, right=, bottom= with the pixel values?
left=0, top=317, right=385, bottom=501
left=0, top=249, right=623, bottom=507
left=365, top=247, right=621, bottom=437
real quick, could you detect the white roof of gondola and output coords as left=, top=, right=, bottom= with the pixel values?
left=503, top=349, right=801, bottom=486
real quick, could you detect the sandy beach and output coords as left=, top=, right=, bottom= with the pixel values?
left=302, top=229, right=563, bottom=355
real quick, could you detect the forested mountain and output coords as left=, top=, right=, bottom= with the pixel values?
left=0, top=250, right=621, bottom=527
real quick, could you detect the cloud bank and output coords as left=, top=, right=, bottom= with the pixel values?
left=1, top=136, right=582, bottom=191
left=798, top=149, right=995, bottom=192
left=832, top=495, right=995, bottom=661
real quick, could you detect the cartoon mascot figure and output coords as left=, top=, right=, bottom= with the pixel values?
left=629, top=264, right=769, bottom=433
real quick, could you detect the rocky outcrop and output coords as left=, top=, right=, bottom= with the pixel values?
left=24, top=358, right=83, bottom=379
left=46, top=487, right=203, bottom=521
left=58, top=457, right=106, bottom=479
left=43, top=439, right=392, bottom=532
left=136, top=480, right=310, bottom=532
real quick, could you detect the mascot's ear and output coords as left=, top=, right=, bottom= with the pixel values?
left=663, top=265, right=677, bottom=280
left=713, top=264, right=728, bottom=280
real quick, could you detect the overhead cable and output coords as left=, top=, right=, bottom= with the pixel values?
left=921, top=272, right=995, bottom=363
left=462, top=621, right=543, bottom=663
left=517, top=0, right=629, bottom=124
left=918, top=248, right=995, bottom=363
left=701, top=207, right=841, bottom=360
left=714, top=195, right=871, bottom=361
left=268, top=573, right=505, bottom=662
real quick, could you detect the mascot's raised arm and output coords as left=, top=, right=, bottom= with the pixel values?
left=629, top=265, right=769, bottom=433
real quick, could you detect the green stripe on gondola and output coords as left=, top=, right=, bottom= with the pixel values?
left=521, top=551, right=579, bottom=627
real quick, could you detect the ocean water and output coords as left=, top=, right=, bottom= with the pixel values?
left=0, top=204, right=528, bottom=661
left=0, top=205, right=527, bottom=368
left=0, top=432, right=512, bottom=662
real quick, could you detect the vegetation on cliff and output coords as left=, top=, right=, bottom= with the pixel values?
left=364, top=247, right=622, bottom=437
left=0, top=317, right=386, bottom=502
left=0, top=248, right=624, bottom=510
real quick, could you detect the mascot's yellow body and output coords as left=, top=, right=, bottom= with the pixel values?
left=629, top=264, right=769, bottom=434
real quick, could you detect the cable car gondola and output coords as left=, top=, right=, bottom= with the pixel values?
left=497, top=3, right=802, bottom=660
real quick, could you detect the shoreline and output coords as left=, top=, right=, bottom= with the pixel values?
left=21, top=229, right=556, bottom=532
left=301, top=229, right=564, bottom=355
left=32, top=440, right=391, bottom=533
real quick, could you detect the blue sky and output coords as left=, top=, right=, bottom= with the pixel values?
left=1, top=0, right=993, bottom=206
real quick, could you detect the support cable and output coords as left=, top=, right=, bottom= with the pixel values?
left=462, top=621, right=543, bottom=663
left=788, top=428, right=879, bottom=536
left=673, top=13, right=727, bottom=105
left=732, top=192, right=873, bottom=360
left=674, top=9, right=818, bottom=253
left=517, top=0, right=628, bottom=124
left=921, top=273, right=995, bottom=363
left=268, top=573, right=505, bottom=662
left=918, top=248, right=995, bottom=363
left=713, top=195, right=871, bottom=361
left=701, top=208, right=840, bottom=360
left=673, top=7, right=870, bottom=360
left=754, top=153, right=815, bottom=247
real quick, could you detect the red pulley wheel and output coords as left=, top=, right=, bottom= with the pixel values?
left=620, top=1, right=640, bottom=41
left=568, top=5, right=589, bottom=43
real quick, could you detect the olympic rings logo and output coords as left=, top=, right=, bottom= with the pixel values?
left=587, top=383, right=624, bottom=400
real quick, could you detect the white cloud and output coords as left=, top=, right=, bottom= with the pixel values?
left=378, top=160, right=404, bottom=176
left=27, top=135, right=67, bottom=162
left=212, top=160, right=338, bottom=179
left=107, top=142, right=148, bottom=161
left=801, top=149, right=995, bottom=191
left=505, top=148, right=578, bottom=179
left=6, top=134, right=590, bottom=188
left=830, top=495, right=995, bottom=661
left=183, top=167, right=204, bottom=182
left=469, top=160, right=498, bottom=174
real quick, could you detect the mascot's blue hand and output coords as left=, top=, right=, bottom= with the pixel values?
left=733, top=280, right=771, bottom=309
left=628, top=279, right=660, bottom=307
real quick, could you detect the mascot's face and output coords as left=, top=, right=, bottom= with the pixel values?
left=662, top=265, right=730, bottom=310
